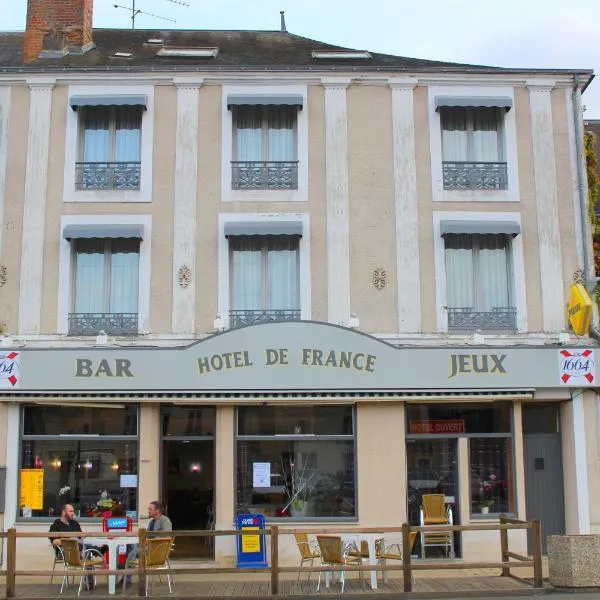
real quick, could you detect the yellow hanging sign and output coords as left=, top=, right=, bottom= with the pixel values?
left=567, top=284, right=593, bottom=336
left=20, top=469, right=44, bottom=511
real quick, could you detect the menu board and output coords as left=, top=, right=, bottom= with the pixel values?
left=20, top=469, right=44, bottom=510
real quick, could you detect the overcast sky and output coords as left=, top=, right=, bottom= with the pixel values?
left=3, top=0, right=600, bottom=118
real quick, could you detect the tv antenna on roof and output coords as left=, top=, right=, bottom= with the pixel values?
left=113, top=0, right=190, bottom=29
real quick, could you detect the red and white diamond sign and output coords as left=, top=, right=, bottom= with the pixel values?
left=0, top=351, right=19, bottom=388
left=559, top=349, right=595, bottom=386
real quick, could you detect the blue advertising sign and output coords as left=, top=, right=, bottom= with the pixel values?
left=106, top=517, right=128, bottom=530
left=236, top=514, right=268, bottom=568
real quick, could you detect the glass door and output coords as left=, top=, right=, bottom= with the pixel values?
left=161, top=407, right=215, bottom=559
left=406, top=439, right=460, bottom=558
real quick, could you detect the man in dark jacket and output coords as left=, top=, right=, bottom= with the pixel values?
left=49, top=503, right=82, bottom=547
left=49, top=503, right=105, bottom=589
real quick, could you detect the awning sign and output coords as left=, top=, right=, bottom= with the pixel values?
left=0, top=351, right=19, bottom=388
left=559, top=349, right=595, bottom=385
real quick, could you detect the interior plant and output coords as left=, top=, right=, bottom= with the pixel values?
left=281, top=454, right=314, bottom=517
left=479, top=499, right=495, bottom=514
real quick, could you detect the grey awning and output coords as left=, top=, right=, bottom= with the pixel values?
left=227, top=94, right=303, bottom=109
left=440, top=220, right=521, bottom=236
left=63, top=224, right=144, bottom=240
left=224, top=222, right=303, bottom=237
left=435, top=96, right=513, bottom=111
left=70, top=95, right=148, bottom=110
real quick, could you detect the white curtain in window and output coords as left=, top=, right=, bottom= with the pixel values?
left=267, top=237, right=298, bottom=309
left=441, top=107, right=500, bottom=162
left=477, top=234, right=510, bottom=311
left=267, top=106, right=296, bottom=161
left=471, top=108, right=500, bottom=162
left=74, top=238, right=139, bottom=313
left=441, top=108, right=468, bottom=162
left=230, top=236, right=299, bottom=310
left=444, top=234, right=510, bottom=310
left=74, top=239, right=105, bottom=313
left=234, top=107, right=263, bottom=161
left=444, top=234, right=474, bottom=308
left=231, top=237, right=262, bottom=309
left=82, top=107, right=110, bottom=162
left=114, top=108, right=142, bottom=162
left=109, top=239, right=139, bottom=313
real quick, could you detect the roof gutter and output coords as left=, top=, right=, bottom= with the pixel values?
left=572, top=74, right=600, bottom=342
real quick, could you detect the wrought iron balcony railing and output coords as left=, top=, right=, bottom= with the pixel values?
left=229, top=309, right=301, bottom=329
left=442, top=161, right=508, bottom=190
left=76, top=162, right=141, bottom=190
left=447, top=307, right=517, bottom=331
left=68, top=312, right=139, bottom=336
left=231, top=161, right=299, bottom=190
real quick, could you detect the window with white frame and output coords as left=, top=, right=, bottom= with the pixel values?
left=69, top=238, right=139, bottom=335
left=440, top=107, right=507, bottom=190
left=77, top=106, right=142, bottom=190
left=444, top=233, right=516, bottom=331
left=229, top=235, right=300, bottom=327
left=231, top=105, right=298, bottom=190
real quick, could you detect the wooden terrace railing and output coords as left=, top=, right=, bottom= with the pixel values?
left=0, top=515, right=543, bottom=597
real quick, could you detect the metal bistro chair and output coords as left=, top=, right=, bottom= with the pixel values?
left=59, top=539, right=106, bottom=596
left=50, top=544, right=67, bottom=584
left=376, top=531, right=418, bottom=583
left=294, top=533, right=320, bottom=581
left=316, top=535, right=361, bottom=593
left=420, top=494, right=454, bottom=559
left=125, top=536, right=174, bottom=595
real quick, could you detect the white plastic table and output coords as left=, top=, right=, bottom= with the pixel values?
left=86, top=535, right=138, bottom=595
left=342, top=533, right=383, bottom=589
left=318, top=533, right=383, bottom=590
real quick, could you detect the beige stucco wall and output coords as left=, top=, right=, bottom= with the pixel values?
left=0, top=85, right=29, bottom=333
left=307, top=84, right=327, bottom=323
left=583, top=390, right=600, bottom=530
left=347, top=85, right=397, bottom=333
left=552, top=88, right=580, bottom=298
left=413, top=86, right=436, bottom=333
left=356, top=402, right=406, bottom=525
left=514, top=85, right=543, bottom=332
left=194, top=84, right=221, bottom=334
left=561, top=400, right=578, bottom=534
left=149, top=84, right=176, bottom=333
left=40, top=85, right=67, bottom=334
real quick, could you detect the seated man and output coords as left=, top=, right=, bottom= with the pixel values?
left=49, top=503, right=106, bottom=589
left=121, top=501, right=172, bottom=587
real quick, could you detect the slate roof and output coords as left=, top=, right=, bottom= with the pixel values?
left=0, top=28, right=593, bottom=77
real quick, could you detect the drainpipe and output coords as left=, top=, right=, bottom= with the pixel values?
left=573, top=74, right=600, bottom=342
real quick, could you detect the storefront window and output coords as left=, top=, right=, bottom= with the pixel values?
left=236, top=406, right=355, bottom=519
left=469, top=438, right=513, bottom=515
left=406, top=403, right=514, bottom=517
left=20, top=405, right=138, bottom=520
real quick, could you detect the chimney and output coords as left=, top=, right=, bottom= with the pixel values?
left=24, top=0, right=94, bottom=63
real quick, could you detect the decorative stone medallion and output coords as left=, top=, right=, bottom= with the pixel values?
left=572, top=268, right=585, bottom=285
left=177, top=265, right=192, bottom=289
left=373, top=268, right=387, bottom=291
